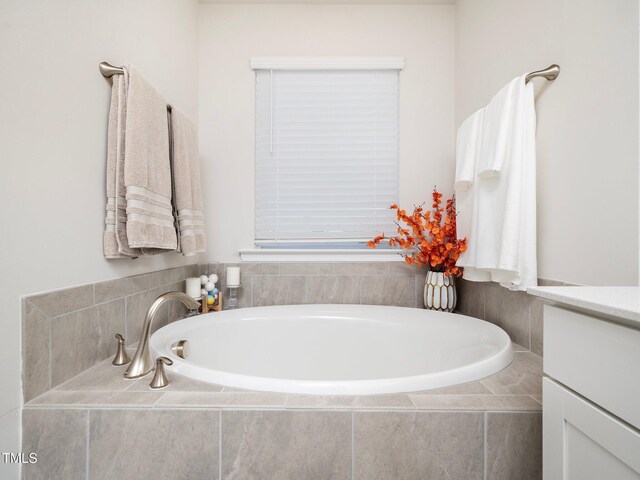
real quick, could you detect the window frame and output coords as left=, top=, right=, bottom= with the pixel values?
left=250, top=57, right=405, bottom=257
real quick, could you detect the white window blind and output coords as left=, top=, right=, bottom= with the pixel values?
left=255, top=68, right=400, bottom=245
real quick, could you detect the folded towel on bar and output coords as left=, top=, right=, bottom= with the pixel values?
left=170, top=108, right=207, bottom=256
left=104, top=72, right=139, bottom=258
left=458, top=74, right=538, bottom=290
left=476, top=77, right=520, bottom=178
left=454, top=108, right=489, bottom=282
left=123, top=65, right=177, bottom=252
left=455, top=108, right=484, bottom=191
left=103, top=65, right=177, bottom=258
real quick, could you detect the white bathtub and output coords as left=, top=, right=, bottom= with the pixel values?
left=150, top=304, right=513, bottom=395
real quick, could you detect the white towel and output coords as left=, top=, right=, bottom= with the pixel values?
left=123, top=65, right=177, bottom=252
left=454, top=109, right=486, bottom=280
left=455, top=107, right=491, bottom=282
left=455, top=109, right=485, bottom=191
left=477, top=77, right=520, bottom=178
left=171, top=108, right=207, bottom=256
left=458, top=75, right=537, bottom=290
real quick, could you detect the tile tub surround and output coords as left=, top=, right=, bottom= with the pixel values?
left=456, top=277, right=571, bottom=356
left=199, top=262, right=427, bottom=310
left=21, top=264, right=199, bottom=402
left=23, top=351, right=542, bottom=480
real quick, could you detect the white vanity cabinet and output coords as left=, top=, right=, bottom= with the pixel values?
left=528, top=288, right=640, bottom=480
left=543, top=377, right=640, bottom=479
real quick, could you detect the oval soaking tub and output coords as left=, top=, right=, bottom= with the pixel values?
left=150, top=304, right=513, bottom=395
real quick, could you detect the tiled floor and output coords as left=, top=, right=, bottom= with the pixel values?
left=25, top=343, right=542, bottom=412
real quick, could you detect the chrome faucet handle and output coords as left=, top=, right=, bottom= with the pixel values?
left=112, top=334, right=131, bottom=366
left=149, top=356, right=173, bottom=389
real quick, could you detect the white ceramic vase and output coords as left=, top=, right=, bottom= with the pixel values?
left=423, top=271, right=457, bottom=312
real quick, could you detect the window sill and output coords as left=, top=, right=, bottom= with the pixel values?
left=239, top=248, right=404, bottom=263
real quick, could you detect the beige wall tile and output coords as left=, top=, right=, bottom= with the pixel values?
left=333, top=262, right=388, bottom=275
left=279, top=262, right=334, bottom=275
left=94, top=275, right=150, bottom=304
left=22, top=409, right=87, bottom=480
left=486, top=412, right=542, bottom=480
left=484, top=286, right=531, bottom=348
left=353, top=411, right=484, bottom=480
left=89, top=409, right=219, bottom=480
left=223, top=262, right=279, bottom=276
left=409, top=394, right=540, bottom=411
left=455, top=278, right=485, bottom=319
left=22, top=300, right=50, bottom=402
left=222, top=411, right=351, bottom=480
left=306, top=275, right=363, bottom=304
left=360, top=275, right=415, bottom=307
left=51, top=299, right=125, bottom=387
left=529, top=297, right=544, bottom=356
left=149, top=266, right=186, bottom=286
left=252, top=276, right=307, bottom=306
left=29, top=284, right=94, bottom=317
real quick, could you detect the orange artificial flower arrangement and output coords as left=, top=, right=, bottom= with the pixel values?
left=368, top=188, right=467, bottom=277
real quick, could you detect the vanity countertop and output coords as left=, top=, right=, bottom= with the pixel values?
left=528, top=286, right=640, bottom=327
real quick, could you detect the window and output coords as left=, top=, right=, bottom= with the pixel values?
left=253, top=57, right=402, bottom=248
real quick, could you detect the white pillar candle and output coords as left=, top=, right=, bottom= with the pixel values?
left=186, top=277, right=202, bottom=299
left=227, top=266, right=241, bottom=286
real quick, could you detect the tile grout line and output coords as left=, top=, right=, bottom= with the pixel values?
left=85, top=409, right=90, bottom=480
left=48, top=320, right=52, bottom=392
left=24, top=404, right=540, bottom=414
left=528, top=303, right=532, bottom=351
left=124, top=296, right=128, bottom=342
left=483, top=411, right=487, bottom=480
left=351, top=411, right=355, bottom=480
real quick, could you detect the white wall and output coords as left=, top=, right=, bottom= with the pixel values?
left=455, top=0, right=639, bottom=286
left=0, top=1, right=199, bottom=477
left=199, top=3, right=455, bottom=262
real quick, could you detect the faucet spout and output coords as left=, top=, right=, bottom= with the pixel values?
left=124, top=291, right=200, bottom=379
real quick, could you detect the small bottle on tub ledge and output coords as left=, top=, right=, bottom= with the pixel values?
left=226, top=266, right=241, bottom=309
left=196, top=274, right=222, bottom=313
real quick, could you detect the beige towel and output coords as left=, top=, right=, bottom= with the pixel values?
left=171, top=108, right=207, bottom=255
left=104, top=73, right=140, bottom=258
left=103, top=66, right=177, bottom=258
left=103, top=73, right=121, bottom=258
left=123, top=65, right=177, bottom=252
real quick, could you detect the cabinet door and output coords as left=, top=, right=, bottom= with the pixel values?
left=543, top=378, right=640, bottom=480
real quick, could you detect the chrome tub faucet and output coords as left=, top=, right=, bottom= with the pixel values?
left=124, top=291, right=200, bottom=379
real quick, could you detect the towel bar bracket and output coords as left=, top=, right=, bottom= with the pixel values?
left=525, top=64, right=560, bottom=84
left=99, top=62, right=124, bottom=78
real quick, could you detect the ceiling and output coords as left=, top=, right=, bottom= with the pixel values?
left=199, top=0, right=454, bottom=5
